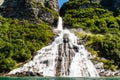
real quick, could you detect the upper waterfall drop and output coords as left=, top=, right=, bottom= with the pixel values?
left=57, top=17, right=63, bottom=31
left=8, top=17, right=99, bottom=77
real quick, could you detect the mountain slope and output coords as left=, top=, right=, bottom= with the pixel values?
left=0, top=0, right=58, bottom=73
left=60, top=0, right=120, bottom=71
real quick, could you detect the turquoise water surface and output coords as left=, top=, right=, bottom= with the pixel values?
left=0, top=77, right=120, bottom=80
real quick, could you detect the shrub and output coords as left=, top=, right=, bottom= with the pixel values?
left=0, top=16, right=53, bottom=72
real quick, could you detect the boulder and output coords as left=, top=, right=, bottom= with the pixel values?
left=8, top=71, right=43, bottom=77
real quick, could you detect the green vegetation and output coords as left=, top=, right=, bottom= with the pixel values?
left=61, top=0, right=120, bottom=70
left=74, top=31, right=120, bottom=71
left=0, top=16, right=53, bottom=73
left=61, top=0, right=120, bottom=34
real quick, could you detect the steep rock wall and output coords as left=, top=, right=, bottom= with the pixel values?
left=0, top=0, right=59, bottom=24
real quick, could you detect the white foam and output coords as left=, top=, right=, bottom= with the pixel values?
left=9, top=17, right=99, bottom=77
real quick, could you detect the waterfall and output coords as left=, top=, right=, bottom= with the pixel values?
left=8, top=17, right=99, bottom=77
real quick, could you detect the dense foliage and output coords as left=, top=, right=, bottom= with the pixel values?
left=74, top=31, right=120, bottom=70
left=0, top=16, right=53, bottom=73
left=61, top=0, right=120, bottom=34
left=61, top=0, right=120, bottom=70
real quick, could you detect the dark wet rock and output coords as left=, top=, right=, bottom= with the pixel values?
left=77, top=39, right=84, bottom=45
left=63, top=34, right=69, bottom=43
left=115, top=70, right=120, bottom=76
left=8, top=71, right=43, bottom=77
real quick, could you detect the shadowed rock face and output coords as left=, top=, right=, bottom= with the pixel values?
left=56, top=34, right=75, bottom=76
left=114, top=0, right=120, bottom=9
left=0, top=0, right=58, bottom=24
left=100, top=0, right=120, bottom=11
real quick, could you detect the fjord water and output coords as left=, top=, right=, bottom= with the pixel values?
left=1, top=77, right=120, bottom=80
left=9, top=17, right=99, bottom=77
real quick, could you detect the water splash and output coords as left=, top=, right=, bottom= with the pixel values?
left=0, top=0, right=4, bottom=6
left=8, top=17, right=99, bottom=77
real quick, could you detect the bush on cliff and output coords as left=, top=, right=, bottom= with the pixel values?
left=0, top=16, right=53, bottom=72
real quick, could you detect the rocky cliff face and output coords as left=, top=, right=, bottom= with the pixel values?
left=101, top=0, right=120, bottom=11
left=0, top=0, right=59, bottom=24
left=114, top=0, right=120, bottom=9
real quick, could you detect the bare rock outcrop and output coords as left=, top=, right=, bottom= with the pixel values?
left=0, top=0, right=59, bottom=24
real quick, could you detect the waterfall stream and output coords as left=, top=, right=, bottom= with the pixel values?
left=8, top=17, right=99, bottom=77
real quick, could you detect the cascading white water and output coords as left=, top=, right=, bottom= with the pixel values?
left=8, top=17, right=99, bottom=77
